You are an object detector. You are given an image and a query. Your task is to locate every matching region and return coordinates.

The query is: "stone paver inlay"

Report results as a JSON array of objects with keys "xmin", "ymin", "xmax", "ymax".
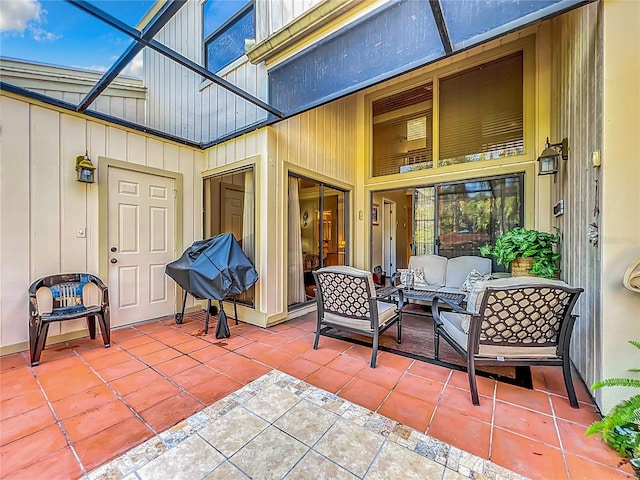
[{"xmin": 86, "ymin": 370, "xmax": 528, "ymax": 480}]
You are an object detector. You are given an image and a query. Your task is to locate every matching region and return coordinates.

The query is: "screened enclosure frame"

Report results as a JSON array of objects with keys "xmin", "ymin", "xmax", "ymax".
[{"xmin": 0, "ymin": 0, "xmax": 593, "ymax": 148}]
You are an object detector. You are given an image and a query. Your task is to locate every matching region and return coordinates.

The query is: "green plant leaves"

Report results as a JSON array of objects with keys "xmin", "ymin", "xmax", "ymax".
[
  {"xmin": 586, "ymin": 340, "xmax": 640, "ymax": 461},
  {"xmin": 479, "ymin": 227, "xmax": 561, "ymax": 278}
]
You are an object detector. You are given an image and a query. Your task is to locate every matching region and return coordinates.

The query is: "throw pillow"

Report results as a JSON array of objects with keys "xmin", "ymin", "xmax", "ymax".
[
  {"xmin": 398, "ymin": 268, "xmax": 426, "ymax": 288},
  {"xmin": 412, "ymin": 267, "xmax": 426, "ymax": 287},
  {"xmin": 398, "ymin": 269, "xmax": 411, "ymax": 286},
  {"xmin": 460, "ymin": 269, "xmax": 492, "ymax": 292}
]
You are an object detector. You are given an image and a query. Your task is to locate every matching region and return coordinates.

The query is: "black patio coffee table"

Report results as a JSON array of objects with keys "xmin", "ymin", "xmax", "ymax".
[{"xmin": 376, "ymin": 286, "xmax": 466, "ymax": 317}]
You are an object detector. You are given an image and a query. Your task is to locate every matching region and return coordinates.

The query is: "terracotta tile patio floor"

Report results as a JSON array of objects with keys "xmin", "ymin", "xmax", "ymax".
[{"xmin": 0, "ymin": 310, "xmax": 634, "ymax": 479}]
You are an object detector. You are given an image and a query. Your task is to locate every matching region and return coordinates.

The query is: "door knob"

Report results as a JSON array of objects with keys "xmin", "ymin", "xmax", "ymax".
[
  {"xmin": 110, "ymin": 246, "xmax": 117, "ymax": 252},
  {"xmin": 110, "ymin": 258, "xmax": 118, "ymax": 264}
]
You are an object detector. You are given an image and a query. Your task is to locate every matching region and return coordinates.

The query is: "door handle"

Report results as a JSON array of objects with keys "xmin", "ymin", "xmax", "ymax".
[
  {"xmin": 110, "ymin": 258, "xmax": 118, "ymax": 264},
  {"xmin": 110, "ymin": 246, "xmax": 118, "ymax": 252}
]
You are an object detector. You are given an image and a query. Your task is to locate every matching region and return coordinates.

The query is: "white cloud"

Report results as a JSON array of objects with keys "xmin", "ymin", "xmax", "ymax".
[
  {"xmin": 120, "ymin": 51, "xmax": 144, "ymax": 78},
  {"xmin": 0, "ymin": 0, "xmax": 60, "ymax": 41},
  {"xmin": 0, "ymin": 0, "xmax": 42, "ymax": 32},
  {"xmin": 30, "ymin": 26, "xmax": 60, "ymax": 41},
  {"xmin": 75, "ymin": 65, "xmax": 109, "ymax": 73}
]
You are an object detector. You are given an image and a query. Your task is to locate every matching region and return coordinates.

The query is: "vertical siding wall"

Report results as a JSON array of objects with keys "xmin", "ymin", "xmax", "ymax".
[
  {"xmin": 550, "ymin": 3, "xmax": 602, "ymax": 396},
  {"xmin": 146, "ymin": 1, "xmax": 269, "ymax": 144},
  {"xmin": 27, "ymin": 89, "xmax": 145, "ymax": 125},
  {"xmin": 0, "ymin": 60, "xmax": 146, "ymax": 125},
  {"xmin": 273, "ymin": 95, "xmax": 357, "ymax": 184},
  {"xmin": 0, "ymin": 94, "xmax": 202, "ymax": 350},
  {"xmin": 145, "ymin": 1, "xmax": 202, "ymax": 142}
]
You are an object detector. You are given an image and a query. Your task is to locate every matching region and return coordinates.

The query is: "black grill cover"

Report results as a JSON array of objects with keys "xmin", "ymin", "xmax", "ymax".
[{"xmin": 165, "ymin": 233, "xmax": 258, "ymax": 300}]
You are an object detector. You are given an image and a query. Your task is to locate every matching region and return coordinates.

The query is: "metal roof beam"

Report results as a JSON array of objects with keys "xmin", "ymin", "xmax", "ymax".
[
  {"xmin": 429, "ymin": 0, "xmax": 453, "ymax": 55},
  {"xmin": 68, "ymin": 0, "xmax": 284, "ymax": 118},
  {"xmin": 73, "ymin": 0, "xmax": 185, "ymax": 113}
]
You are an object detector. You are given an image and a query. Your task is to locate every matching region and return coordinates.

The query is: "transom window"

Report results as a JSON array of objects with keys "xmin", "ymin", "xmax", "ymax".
[
  {"xmin": 371, "ymin": 52, "xmax": 524, "ymax": 177},
  {"xmin": 204, "ymin": 0, "xmax": 255, "ymax": 73},
  {"xmin": 372, "ymin": 84, "xmax": 434, "ymax": 177}
]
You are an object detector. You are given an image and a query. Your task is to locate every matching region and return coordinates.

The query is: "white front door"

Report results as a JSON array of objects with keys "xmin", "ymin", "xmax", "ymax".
[{"xmin": 108, "ymin": 167, "xmax": 176, "ymax": 327}]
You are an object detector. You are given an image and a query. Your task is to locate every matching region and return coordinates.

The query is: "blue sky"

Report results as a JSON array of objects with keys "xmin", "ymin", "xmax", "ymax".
[{"xmin": 0, "ymin": 0, "xmax": 156, "ymax": 76}]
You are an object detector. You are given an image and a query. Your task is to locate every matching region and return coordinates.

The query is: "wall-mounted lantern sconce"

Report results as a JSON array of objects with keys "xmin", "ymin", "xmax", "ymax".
[
  {"xmin": 75, "ymin": 151, "xmax": 96, "ymax": 183},
  {"xmin": 537, "ymin": 137, "xmax": 568, "ymax": 175}
]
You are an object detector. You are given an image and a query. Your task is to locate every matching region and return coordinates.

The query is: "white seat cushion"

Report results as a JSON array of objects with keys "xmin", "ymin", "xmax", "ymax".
[
  {"xmin": 439, "ymin": 311, "xmax": 469, "ymax": 349},
  {"xmin": 324, "ymin": 300, "xmax": 397, "ymax": 332}
]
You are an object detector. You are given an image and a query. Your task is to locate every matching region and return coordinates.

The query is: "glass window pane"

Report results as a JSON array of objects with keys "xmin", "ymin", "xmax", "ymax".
[
  {"xmin": 205, "ymin": 6, "xmax": 254, "ymax": 72},
  {"xmin": 372, "ymin": 84, "xmax": 434, "ymax": 177},
  {"xmin": 203, "ymin": 0, "xmax": 250, "ymax": 38},
  {"xmin": 439, "ymin": 52, "xmax": 524, "ymax": 167},
  {"xmin": 288, "ymin": 177, "xmax": 348, "ymax": 308},
  {"xmin": 437, "ymin": 175, "xmax": 523, "ymax": 263},
  {"xmin": 413, "ymin": 187, "xmax": 436, "ymax": 255},
  {"xmin": 203, "ymin": 167, "xmax": 255, "ymax": 306}
]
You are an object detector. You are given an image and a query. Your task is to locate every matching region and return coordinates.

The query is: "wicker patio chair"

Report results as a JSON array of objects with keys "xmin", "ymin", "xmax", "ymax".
[
  {"xmin": 29, "ymin": 273, "xmax": 110, "ymax": 366},
  {"xmin": 432, "ymin": 277, "xmax": 584, "ymax": 407},
  {"xmin": 312, "ymin": 266, "xmax": 402, "ymax": 368}
]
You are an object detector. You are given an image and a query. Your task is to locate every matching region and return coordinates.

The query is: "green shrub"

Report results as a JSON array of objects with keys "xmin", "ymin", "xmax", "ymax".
[{"xmin": 586, "ymin": 340, "xmax": 640, "ymax": 473}]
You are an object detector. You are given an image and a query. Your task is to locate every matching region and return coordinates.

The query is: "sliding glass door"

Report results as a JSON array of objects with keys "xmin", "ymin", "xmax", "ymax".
[
  {"xmin": 436, "ymin": 176, "xmax": 523, "ymax": 259},
  {"xmin": 372, "ymin": 174, "xmax": 523, "ymax": 271},
  {"xmin": 288, "ymin": 176, "xmax": 348, "ymax": 308}
]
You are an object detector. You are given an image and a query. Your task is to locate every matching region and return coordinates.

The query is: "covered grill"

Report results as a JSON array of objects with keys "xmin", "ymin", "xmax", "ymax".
[{"xmin": 165, "ymin": 233, "xmax": 259, "ymax": 338}]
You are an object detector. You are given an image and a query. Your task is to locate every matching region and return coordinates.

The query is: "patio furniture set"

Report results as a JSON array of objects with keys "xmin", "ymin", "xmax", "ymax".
[
  {"xmin": 26, "ymin": 251, "xmax": 584, "ymax": 408},
  {"xmin": 312, "ymin": 255, "xmax": 584, "ymax": 407}
]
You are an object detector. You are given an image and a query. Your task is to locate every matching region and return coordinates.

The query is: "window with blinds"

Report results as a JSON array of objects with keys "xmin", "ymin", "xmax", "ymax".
[
  {"xmin": 372, "ymin": 84, "xmax": 433, "ymax": 177},
  {"xmin": 438, "ymin": 52, "xmax": 524, "ymax": 166}
]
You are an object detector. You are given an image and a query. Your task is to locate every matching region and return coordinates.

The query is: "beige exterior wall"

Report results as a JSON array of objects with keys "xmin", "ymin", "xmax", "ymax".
[
  {"xmin": 0, "ymin": 93, "xmax": 203, "ymax": 354},
  {"xmin": 598, "ymin": 0, "xmax": 640, "ymax": 413}
]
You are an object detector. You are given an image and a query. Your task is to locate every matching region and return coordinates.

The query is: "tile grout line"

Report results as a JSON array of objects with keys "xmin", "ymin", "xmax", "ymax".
[
  {"xmin": 28, "ymin": 352, "xmax": 88, "ymax": 477},
  {"xmin": 426, "ymin": 368, "xmax": 454, "ymax": 434},
  {"xmin": 488, "ymin": 379, "xmax": 497, "ymax": 461},
  {"xmin": 548, "ymin": 384, "xmax": 572, "ymax": 480}
]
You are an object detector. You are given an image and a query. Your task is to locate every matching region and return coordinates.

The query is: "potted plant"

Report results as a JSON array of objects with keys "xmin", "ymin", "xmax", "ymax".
[
  {"xmin": 479, "ymin": 226, "xmax": 561, "ymax": 278},
  {"xmin": 586, "ymin": 340, "xmax": 640, "ymax": 477}
]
